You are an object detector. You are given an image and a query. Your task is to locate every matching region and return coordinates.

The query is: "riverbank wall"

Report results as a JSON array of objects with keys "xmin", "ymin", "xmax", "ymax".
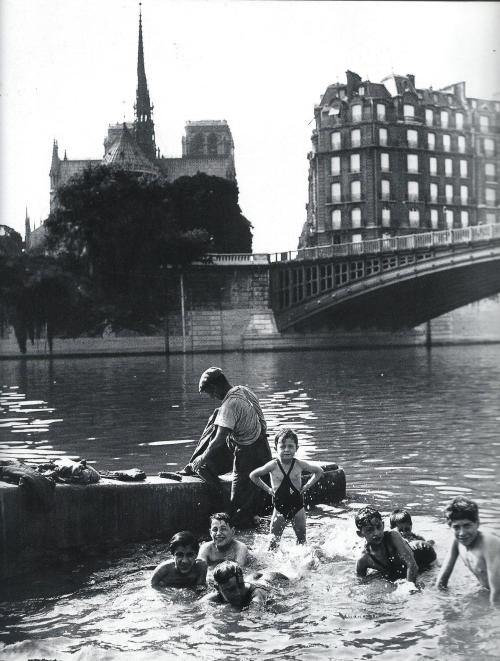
[{"xmin": 0, "ymin": 464, "xmax": 345, "ymax": 580}]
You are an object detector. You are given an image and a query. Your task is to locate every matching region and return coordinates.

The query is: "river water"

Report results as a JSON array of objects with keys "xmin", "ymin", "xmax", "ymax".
[{"xmin": 1, "ymin": 346, "xmax": 500, "ymax": 659}]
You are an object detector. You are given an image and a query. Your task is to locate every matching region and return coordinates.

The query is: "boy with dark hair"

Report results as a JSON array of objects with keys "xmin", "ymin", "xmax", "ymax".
[
  {"xmin": 355, "ymin": 506, "xmax": 420, "ymax": 586},
  {"xmin": 151, "ymin": 531, "xmax": 207, "ymax": 588},
  {"xmin": 436, "ymin": 496, "xmax": 500, "ymax": 605},
  {"xmin": 198, "ymin": 512, "xmax": 249, "ymax": 566},
  {"xmin": 250, "ymin": 427, "xmax": 324, "ymax": 550},
  {"xmin": 390, "ymin": 508, "xmax": 436, "ymax": 569}
]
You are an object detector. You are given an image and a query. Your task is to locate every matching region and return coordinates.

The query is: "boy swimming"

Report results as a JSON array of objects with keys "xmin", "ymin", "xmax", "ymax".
[
  {"xmin": 390, "ymin": 508, "xmax": 436, "ymax": 569},
  {"xmin": 249, "ymin": 427, "xmax": 324, "ymax": 549},
  {"xmin": 150, "ymin": 530, "xmax": 207, "ymax": 588},
  {"xmin": 436, "ymin": 496, "xmax": 500, "ymax": 605},
  {"xmin": 355, "ymin": 506, "xmax": 420, "ymax": 586},
  {"xmin": 198, "ymin": 512, "xmax": 249, "ymax": 566}
]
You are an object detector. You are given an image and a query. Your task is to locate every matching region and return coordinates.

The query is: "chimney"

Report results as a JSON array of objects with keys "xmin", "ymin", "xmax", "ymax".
[{"xmin": 346, "ymin": 70, "xmax": 362, "ymax": 99}]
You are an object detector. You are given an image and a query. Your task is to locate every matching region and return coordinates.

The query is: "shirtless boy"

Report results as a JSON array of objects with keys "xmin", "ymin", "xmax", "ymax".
[
  {"xmin": 355, "ymin": 506, "xmax": 420, "ymax": 586},
  {"xmin": 390, "ymin": 508, "xmax": 436, "ymax": 569},
  {"xmin": 198, "ymin": 512, "xmax": 249, "ymax": 566},
  {"xmin": 200, "ymin": 561, "xmax": 274, "ymax": 610},
  {"xmin": 249, "ymin": 427, "xmax": 324, "ymax": 549},
  {"xmin": 436, "ymin": 496, "xmax": 500, "ymax": 605},
  {"xmin": 150, "ymin": 531, "xmax": 207, "ymax": 589}
]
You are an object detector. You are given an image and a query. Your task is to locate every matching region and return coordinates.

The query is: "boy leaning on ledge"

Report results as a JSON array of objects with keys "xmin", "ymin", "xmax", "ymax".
[{"xmin": 436, "ymin": 496, "xmax": 500, "ymax": 605}]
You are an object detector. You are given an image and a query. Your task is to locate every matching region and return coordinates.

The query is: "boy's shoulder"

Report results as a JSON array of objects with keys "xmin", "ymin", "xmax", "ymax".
[{"xmin": 478, "ymin": 530, "xmax": 500, "ymax": 553}]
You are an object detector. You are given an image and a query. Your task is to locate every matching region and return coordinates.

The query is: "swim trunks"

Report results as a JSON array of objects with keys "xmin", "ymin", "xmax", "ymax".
[{"xmin": 273, "ymin": 459, "xmax": 304, "ymax": 520}]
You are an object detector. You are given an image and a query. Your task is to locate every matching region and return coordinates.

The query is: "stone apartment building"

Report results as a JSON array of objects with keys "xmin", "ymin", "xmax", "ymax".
[{"xmin": 300, "ymin": 70, "xmax": 500, "ymax": 247}]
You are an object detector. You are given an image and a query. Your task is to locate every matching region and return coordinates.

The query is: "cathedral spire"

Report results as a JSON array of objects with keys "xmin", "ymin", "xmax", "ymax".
[
  {"xmin": 134, "ymin": 3, "xmax": 156, "ymax": 160},
  {"xmin": 25, "ymin": 207, "xmax": 31, "ymax": 248}
]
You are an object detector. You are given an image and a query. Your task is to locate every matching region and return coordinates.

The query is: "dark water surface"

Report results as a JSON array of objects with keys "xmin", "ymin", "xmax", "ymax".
[{"xmin": 1, "ymin": 346, "xmax": 500, "ymax": 659}]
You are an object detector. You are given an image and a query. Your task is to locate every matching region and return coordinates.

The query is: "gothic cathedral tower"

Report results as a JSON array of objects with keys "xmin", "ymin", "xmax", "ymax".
[{"xmin": 134, "ymin": 5, "xmax": 156, "ymax": 161}]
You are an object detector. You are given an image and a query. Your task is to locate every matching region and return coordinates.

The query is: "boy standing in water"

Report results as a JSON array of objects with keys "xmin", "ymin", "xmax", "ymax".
[
  {"xmin": 249, "ymin": 427, "xmax": 324, "ymax": 549},
  {"xmin": 198, "ymin": 512, "xmax": 249, "ymax": 566},
  {"xmin": 355, "ymin": 506, "xmax": 420, "ymax": 586},
  {"xmin": 436, "ymin": 496, "xmax": 500, "ymax": 605},
  {"xmin": 151, "ymin": 531, "xmax": 207, "ymax": 589}
]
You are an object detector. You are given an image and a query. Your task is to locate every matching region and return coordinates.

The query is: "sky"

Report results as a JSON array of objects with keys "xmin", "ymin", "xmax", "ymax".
[{"xmin": 1, "ymin": 0, "xmax": 500, "ymax": 253}]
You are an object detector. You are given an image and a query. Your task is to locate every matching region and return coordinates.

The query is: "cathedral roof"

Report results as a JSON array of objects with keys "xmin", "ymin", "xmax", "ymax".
[{"xmin": 102, "ymin": 123, "xmax": 159, "ymax": 175}]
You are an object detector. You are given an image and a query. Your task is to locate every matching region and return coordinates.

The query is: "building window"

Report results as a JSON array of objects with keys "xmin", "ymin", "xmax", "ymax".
[
  {"xmin": 358, "ymin": 87, "xmax": 365, "ymax": 96},
  {"xmin": 331, "ymin": 156, "xmax": 340, "ymax": 175},
  {"xmin": 377, "ymin": 103, "xmax": 386, "ymax": 121},
  {"xmin": 409, "ymin": 208, "xmax": 420, "ymax": 228},
  {"xmin": 461, "ymin": 210, "xmax": 469, "ymax": 227},
  {"xmin": 331, "ymin": 131, "xmax": 341, "ymax": 150},
  {"xmin": 350, "ymin": 153, "xmax": 360, "ymax": 173},
  {"xmin": 458, "ymin": 135, "xmax": 466, "ymax": 153},
  {"xmin": 487, "ymin": 212, "xmax": 497, "ymax": 223},
  {"xmin": 484, "ymin": 138, "xmax": 495, "ymax": 156},
  {"xmin": 431, "ymin": 208, "xmax": 439, "ymax": 229},
  {"xmin": 445, "ymin": 158, "xmax": 453, "ymax": 177},
  {"xmin": 430, "ymin": 183, "xmax": 438, "ymax": 203},
  {"xmin": 460, "ymin": 160, "xmax": 468, "ymax": 178},
  {"xmin": 352, "ymin": 104, "xmax": 362, "ymax": 122},
  {"xmin": 445, "ymin": 209, "xmax": 454, "ymax": 228},
  {"xmin": 408, "ymin": 181, "xmax": 419, "ymax": 202},
  {"xmin": 382, "ymin": 207, "xmax": 391, "ymax": 227},
  {"xmin": 331, "ymin": 182, "xmax": 341, "ymax": 202},
  {"xmin": 480, "ymin": 115, "xmax": 489, "ymax": 133},
  {"xmin": 407, "ymin": 154, "xmax": 418, "ymax": 173},
  {"xmin": 445, "ymin": 184, "xmax": 453, "ymax": 203},
  {"xmin": 485, "ymin": 162, "xmax": 496, "ymax": 179},
  {"xmin": 331, "ymin": 209, "xmax": 342, "ymax": 230},
  {"xmin": 351, "ymin": 128, "xmax": 361, "ymax": 147},
  {"xmin": 425, "ymin": 109, "xmax": 433, "ymax": 126},
  {"xmin": 351, "ymin": 180, "xmax": 361, "ymax": 201},
  {"xmin": 455, "ymin": 112, "xmax": 464, "ymax": 130},
  {"xmin": 429, "ymin": 157, "xmax": 437, "ymax": 175},
  {"xmin": 460, "ymin": 185, "xmax": 468, "ymax": 204},
  {"xmin": 351, "ymin": 207, "xmax": 361, "ymax": 228},
  {"xmin": 486, "ymin": 188, "xmax": 496, "ymax": 205},
  {"xmin": 471, "ymin": 99, "xmax": 477, "ymax": 108},
  {"xmin": 380, "ymin": 152, "xmax": 390, "ymax": 171},
  {"xmin": 440, "ymin": 110, "xmax": 449, "ymax": 128},
  {"xmin": 428, "ymin": 132, "xmax": 436, "ymax": 150},
  {"xmin": 404, "ymin": 104, "xmax": 415, "ymax": 119},
  {"xmin": 381, "ymin": 179, "xmax": 390, "ymax": 201},
  {"xmin": 496, "ymin": 102, "xmax": 500, "ymax": 112},
  {"xmin": 443, "ymin": 134, "xmax": 451, "ymax": 152},
  {"xmin": 379, "ymin": 128, "xmax": 388, "ymax": 146},
  {"xmin": 407, "ymin": 129, "xmax": 418, "ymax": 147}
]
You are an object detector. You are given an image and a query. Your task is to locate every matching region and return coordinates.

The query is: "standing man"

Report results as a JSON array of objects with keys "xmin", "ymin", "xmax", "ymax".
[{"xmin": 191, "ymin": 367, "xmax": 272, "ymax": 528}]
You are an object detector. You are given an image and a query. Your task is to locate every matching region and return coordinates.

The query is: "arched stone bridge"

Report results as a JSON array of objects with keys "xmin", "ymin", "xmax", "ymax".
[{"xmin": 268, "ymin": 224, "xmax": 500, "ymax": 331}]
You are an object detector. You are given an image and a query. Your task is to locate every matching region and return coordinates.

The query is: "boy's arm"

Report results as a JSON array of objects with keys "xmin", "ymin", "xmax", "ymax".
[
  {"xmin": 199, "ymin": 590, "xmax": 221, "ymax": 603},
  {"xmin": 234, "ymin": 540, "xmax": 249, "ymax": 566},
  {"xmin": 249, "ymin": 460, "xmax": 276, "ymax": 495},
  {"xmin": 390, "ymin": 531, "xmax": 420, "ymax": 584},
  {"xmin": 248, "ymin": 587, "xmax": 267, "ymax": 609},
  {"xmin": 197, "ymin": 541, "xmax": 212, "ymax": 563},
  {"xmin": 297, "ymin": 459, "xmax": 324, "ymax": 493},
  {"xmin": 435, "ymin": 539, "xmax": 459, "ymax": 589},
  {"xmin": 195, "ymin": 559, "xmax": 208, "ymax": 587},
  {"xmin": 484, "ymin": 538, "xmax": 500, "ymax": 604},
  {"xmin": 356, "ymin": 553, "xmax": 369, "ymax": 577},
  {"xmin": 150, "ymin": 560, "xmax": 173, "ymax": 587}
]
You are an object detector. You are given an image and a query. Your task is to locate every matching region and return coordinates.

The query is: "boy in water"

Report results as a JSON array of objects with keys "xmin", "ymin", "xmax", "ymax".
[
  {"xmin": 201, "ymin": 560, "xmax": 286, "ymax": 610},
  {"xmin": 249, "ymin": 427, "xmax": 324, "ymax": 549},
  {"xmin": 151, "ymin": 531, "xmax": 207, "ymax": 589},
  {"xmin": 355, "ymin": 506, "xmax": 420, "ymax": 586},
  {"xmin": 390, "ymin": 508, "xmax": 436, "ymax": 569},
  {"xmin": 436, "ymin": 496, "xmax": 500, "ymax": 605},
  {"xmin": 198, "ymin": 512, "xmax": 249, "ymax": 566}
]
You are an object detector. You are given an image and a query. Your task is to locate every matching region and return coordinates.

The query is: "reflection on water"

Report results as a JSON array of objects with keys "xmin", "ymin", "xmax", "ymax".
[{"xmin": 1, "ymin": 346, "xmax": 500, "ymax": 658}]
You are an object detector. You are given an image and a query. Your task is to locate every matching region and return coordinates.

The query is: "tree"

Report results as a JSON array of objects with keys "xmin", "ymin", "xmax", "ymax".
[{"xmin": 0, "ymin": 225, "xmax": 23, "ymax": 257}]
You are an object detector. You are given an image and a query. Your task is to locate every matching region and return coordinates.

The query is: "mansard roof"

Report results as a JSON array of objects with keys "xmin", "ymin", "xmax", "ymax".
[{"xmin": 102, "ymin": 123, "xmax": 159, "ymax": 175}]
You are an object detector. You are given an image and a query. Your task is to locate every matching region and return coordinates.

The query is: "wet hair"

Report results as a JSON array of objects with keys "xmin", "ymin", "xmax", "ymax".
[
  {"xmin": 274, "ymin": 427, "xmax": 299, "ymax": 450},
  {"xmin": 168, "ymin": 530, "xmax": 199, "ymax": 554},
  {"xmin": 213, "ymin": 560, "xmax": 243, "ymax": 584},
  {"xmin": 390, "ymin": 509, "xmax": 412, "ymax": 529},
  {"xmin": 444, "ymin": 497, "xmax": 479, "ymax": 525},
  {"xmin": 354, "ymin": 506, "xmax": 382, "ymax": 530},
  {"xmin": 210, "ymin": 512, "xmax": 233, "ymax": 527}
]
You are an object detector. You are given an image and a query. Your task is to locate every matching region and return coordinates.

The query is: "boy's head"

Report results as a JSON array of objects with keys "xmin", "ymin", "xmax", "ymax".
[
  {"xmin": 444, "ymin": 497, "xmax": 480, "ymax": 548},
  {"xmin": 390, "ymin": 508, "xmax": 413, "ymax": 536},
  {"xmin": 355, "ymin": 506, "xmax": 384, "ymax": 544},
  {"xmin": 213, "ymin": 560, "xmax": 246, "ymax": 606},
  {"xmin": 168, "ymin": 531, "xmax": 199, "ymax": 574},
  {"xmin": 274, "ymin": 427, "xmax": 299, "ymax": 458},
  {"xmin": 198, "ymin": 367, "xmax": 230, "ymax": 399},
  {"xmin": 209, "ymin": 512, "xmax": 235, "ymax": 548}
]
